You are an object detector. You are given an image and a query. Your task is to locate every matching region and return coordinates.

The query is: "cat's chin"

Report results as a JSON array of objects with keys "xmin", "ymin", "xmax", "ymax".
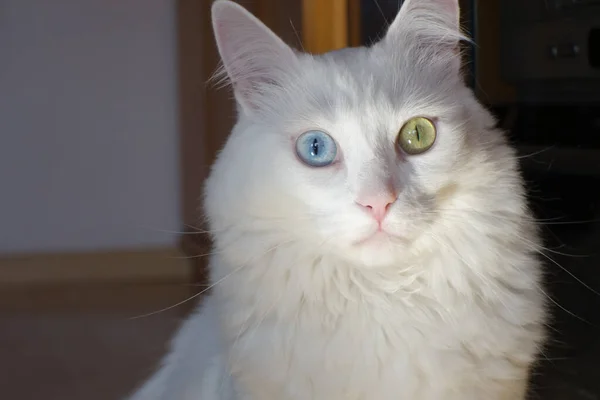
[
  {"xmin": 340, "ymin": 232, "xmax": 406, "ymax": 268},
  {"xmin": 350, "ymin": 249, "xmax": 399, "ymax": 269},
  {"xmin": 353, "ymin": 231, "xmax": 392, "ymax": 246}
]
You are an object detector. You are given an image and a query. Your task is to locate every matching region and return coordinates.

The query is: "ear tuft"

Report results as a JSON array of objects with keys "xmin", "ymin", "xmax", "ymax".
[
  {"xmin": 385, "ymin": 0, "xmax": 467, "ymax": 48},
  {"xmin": 211, "ymin": 0, "xmax": 298, "ymax": 114}
]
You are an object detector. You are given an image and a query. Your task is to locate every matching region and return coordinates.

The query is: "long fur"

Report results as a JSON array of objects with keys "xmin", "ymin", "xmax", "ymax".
[{"xmin": 128, "ymin": 1, "xmax": 547, "ymax": 399}]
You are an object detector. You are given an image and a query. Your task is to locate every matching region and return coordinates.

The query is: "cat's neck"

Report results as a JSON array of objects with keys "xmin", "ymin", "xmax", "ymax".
[
  {"xmin": 211, "ymin": 221, "xmax": 539, "ymax": 326},
  {"xmin": 216, "ymin": 241, "xmax": 470, "ymax": 316}
]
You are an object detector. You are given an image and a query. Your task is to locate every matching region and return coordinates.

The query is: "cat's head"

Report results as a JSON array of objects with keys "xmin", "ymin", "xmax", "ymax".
[{"xmin": 205, "ymin": 0, "xmax": 523, "ymax": 268}]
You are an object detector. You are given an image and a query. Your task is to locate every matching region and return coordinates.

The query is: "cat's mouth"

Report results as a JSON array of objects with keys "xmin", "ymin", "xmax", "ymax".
[{"xmin": 353, "ymin": 230, "xmax": 404, "ymax": 247}]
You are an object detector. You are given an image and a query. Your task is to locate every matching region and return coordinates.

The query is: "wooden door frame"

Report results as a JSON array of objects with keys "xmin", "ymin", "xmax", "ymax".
[{"xmin": 302, "ymin": 0, "xmax": 348, "ymax": 53}]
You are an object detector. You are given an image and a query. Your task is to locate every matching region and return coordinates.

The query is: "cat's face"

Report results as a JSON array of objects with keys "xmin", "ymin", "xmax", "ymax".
[{"xmin": 206, "ymin": 0, "xmax": 519, "ymax": 268}]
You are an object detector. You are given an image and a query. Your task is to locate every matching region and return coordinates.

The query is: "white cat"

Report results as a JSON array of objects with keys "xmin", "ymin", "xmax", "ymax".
[{"xmin": 128, "ymin": 0, "xmax": 547, "ymax": 399}]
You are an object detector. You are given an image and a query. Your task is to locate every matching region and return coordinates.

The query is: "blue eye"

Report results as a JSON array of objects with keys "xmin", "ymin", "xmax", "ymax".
[{"xmin": 295, "ymin": 130, "xmax": 337, "ymax": 167}]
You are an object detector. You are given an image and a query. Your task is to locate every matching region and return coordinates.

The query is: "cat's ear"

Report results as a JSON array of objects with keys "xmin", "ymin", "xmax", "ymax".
[
  {"xmin": 383, "ymin": 0, "xmax": 465, "ymax": 68},
  {"xmin": 211, "ymin": 0, "xmax": 298, "ymax": 114},
  {"xmin": 390, "ymin": 0, "xmax": 460, "ymax": 35}
]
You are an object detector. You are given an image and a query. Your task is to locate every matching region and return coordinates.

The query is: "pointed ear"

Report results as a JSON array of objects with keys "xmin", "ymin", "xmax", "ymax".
[
  {"xmin": 383, "ymin": 0, "xmax": 466, "ymax": 66},
  {"xmin": 211, "ymin": 0, "xmax": 298, "ymax": 114}
]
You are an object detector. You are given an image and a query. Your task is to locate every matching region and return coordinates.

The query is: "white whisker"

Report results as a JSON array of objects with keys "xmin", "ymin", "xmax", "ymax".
[{"xmin": 128, "ymin": 263, "xmax": 246, "ymax": 320}]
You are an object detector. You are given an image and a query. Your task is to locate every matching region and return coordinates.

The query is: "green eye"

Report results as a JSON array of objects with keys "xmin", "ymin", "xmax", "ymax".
[{"xmin": 397, "ymin": 117, "xmax": 436, "ymax": 155}]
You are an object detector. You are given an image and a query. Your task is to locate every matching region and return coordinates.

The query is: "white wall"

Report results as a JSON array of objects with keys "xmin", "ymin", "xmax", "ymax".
[{"xmin": 0, "ymin": 0, "xmax": 181, "ymax": 254}]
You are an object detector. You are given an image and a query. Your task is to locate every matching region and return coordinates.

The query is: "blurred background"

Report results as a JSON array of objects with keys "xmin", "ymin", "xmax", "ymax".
[{"xmin": 1, "ymin": 0, "xmax": 599, "ymax": 399}]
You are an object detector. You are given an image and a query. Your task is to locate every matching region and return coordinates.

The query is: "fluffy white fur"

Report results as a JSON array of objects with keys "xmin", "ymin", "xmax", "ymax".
[{"xmin": 128, "ymin": 0, "xmax": 547, "ymax": 399}]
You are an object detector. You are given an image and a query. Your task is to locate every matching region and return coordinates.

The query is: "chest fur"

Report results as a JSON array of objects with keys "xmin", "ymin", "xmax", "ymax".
[
  {"xmin": 212, "ymin": 240, "xmax": 544, "ymax": 400},
  {"xmin": 223, "ymin": 284, "xmax": 536, "ymax": 400}
]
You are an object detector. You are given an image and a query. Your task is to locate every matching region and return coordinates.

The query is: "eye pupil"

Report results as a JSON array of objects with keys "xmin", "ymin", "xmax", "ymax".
[{"xmin": 311, "ymin": 138, "xmax": 320, "ymax": 156}]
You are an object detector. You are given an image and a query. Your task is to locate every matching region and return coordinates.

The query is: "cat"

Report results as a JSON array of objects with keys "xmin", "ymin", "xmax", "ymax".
[{"xmin": 128, "ymin": 0, "xmax": 547, "ymax": 399}]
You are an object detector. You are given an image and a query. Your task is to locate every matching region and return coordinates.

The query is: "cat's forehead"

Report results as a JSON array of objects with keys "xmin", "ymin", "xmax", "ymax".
[
  {"xmin": 297, "ymin": 54, "xmax": 458, "ymax": 132},
  {"xmin": 310, "ymin": 47, "xmax": 388, "ymax": 91},
  {"xmin": 296, "ymin": 45, "xmax": 435, "ymax": 112}
]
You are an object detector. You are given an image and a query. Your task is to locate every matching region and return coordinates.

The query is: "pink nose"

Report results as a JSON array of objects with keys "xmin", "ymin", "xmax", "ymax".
[{"xmin": 356, "ymin": 192, "xmax": 397, "ymax": 223}]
